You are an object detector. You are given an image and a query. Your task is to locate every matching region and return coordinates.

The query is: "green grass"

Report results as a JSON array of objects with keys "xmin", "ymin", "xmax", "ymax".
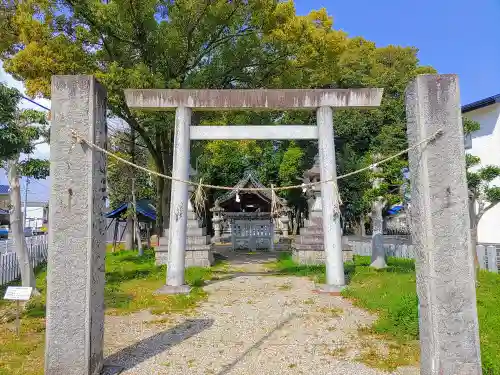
[
  {"xmin": 342, "ymin": 256, "xmax": 418, "ymax": 341},
  {"xmin": 269, "ymin": 253, "xmax": 500, "ymax": 374},
  {"xmin": 104, "ymin": 249, "xmax": 213, "ymax": 315},
  {"xmin": 0, "ymin": 248, "xmax": 216, "ymax": 375},
  {"xmin": 476, "ymin": 270, "xmax": 500, "ymax": 374},
  {"xmin": 267, "ymin": 252, "xmax": 327, "ymax": 283}
]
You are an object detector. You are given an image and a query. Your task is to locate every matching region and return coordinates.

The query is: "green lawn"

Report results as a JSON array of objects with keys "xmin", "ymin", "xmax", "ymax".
[
  {"xmin": 0, "ymin": 248, "xmax": 216, "ymax": 375},
  {"xmin": 2, "ymin": 250, "xmax": 498, "ymax": 374},
  {"xmin": 270, "ymin": 253, "xmax": 500, "ymax": 374}
]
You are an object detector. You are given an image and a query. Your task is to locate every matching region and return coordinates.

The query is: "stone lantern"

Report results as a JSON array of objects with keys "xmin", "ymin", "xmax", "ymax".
[
  {"xmin": 210, "ymin": 201, "xmax": 224, "ymax": 243},
  {"xmin": 279, "ymin": 205, "xmax": 291, "ymax": 238},
  {"xmin": 293, "ymin": 154, "xmax": 326, "ymax": 264},
  {"xmin": 302, "ymin": 153, "xmax": 323, "ymax": 218}
]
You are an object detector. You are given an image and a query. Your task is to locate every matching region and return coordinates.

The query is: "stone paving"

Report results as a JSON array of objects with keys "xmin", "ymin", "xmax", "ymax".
[{"xmin": 103, "ymin": 253, "xmax": 419, "ymax": 375}]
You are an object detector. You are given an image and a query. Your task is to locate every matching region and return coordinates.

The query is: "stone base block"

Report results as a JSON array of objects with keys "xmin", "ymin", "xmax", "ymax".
[
  {"xmin": 155, "ymin": 248, "xmax": 214, "ymax": 267},
  {"xmin": 293, "ymin": 249, "xmax": 325, "ymax": 265},
  {"xmin": 185, "ymin": 250, "xmax": 214, "ymax": 267},
  {"xmin": 292, "ymin": 249, "xmax": 353, "ymax": 264},
  {"xmin": 299, "ymin": 227, "xmax": 324, "ymax": 235},
  {"xmin": 295, "ymin": 235, "xmax": 324, "ymax": 245},
  {"xmin": 155, "ymin": 284, "xmax": 191, "ymax": 295},
  {"xmin": 343, "ymin": 249, "xmax": 353, "ymax": 262},
  {"xmin": 155, "ymin": 249, "xmax": 169, "ymax": 265},
  {"xmin": 294, "ymin": 243, "xmax": 324, "ymax": 251}
]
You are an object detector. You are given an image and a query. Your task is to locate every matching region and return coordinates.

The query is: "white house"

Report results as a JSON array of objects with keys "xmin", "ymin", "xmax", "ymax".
[{"xmin": 463, "ymin": 93, "xmax": 500, "ymax": 244}]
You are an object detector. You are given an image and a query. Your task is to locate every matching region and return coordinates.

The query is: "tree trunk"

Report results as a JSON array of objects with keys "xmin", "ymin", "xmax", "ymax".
[
  {"xmin": 7, "ymin": 159, "xmax": 36, "ymax": 289},
  {"xmin": 125, "ymin": 215, "xmax": 134, "ymax": 251},
  {"xmin": 161, "ymin": 133, "xmax": 173, "ymax": 232},
  {"xmin": 131, "ymin": 178, "xmax": 143, "ymax": 256},
  {"xmin": 470, "ymin": 224, "xmax": 479, "ymax": 271},
  {"xmin": 468, "ymin": 195, "xmax": 480, "ymax": 280},
  {"xmin": 146, "ymin": 225, "xmax": 151, "ymax": 248},
  {"xmin": 156, "ymin": 176, "xmax": 165, "ymax": 234},
  {"xmin": 163, "ymin": 178, "xmax": 171, "ymax": 231}
]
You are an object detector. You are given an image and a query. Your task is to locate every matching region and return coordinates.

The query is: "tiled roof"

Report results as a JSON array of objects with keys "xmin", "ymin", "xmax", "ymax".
[{"xmin": 462, "ymin": 94, "xmax": 500, "ymax": 113}]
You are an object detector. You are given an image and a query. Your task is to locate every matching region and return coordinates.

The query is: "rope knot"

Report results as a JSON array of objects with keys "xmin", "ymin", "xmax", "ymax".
[{"xmin": 71, "ymin": 129, "xmax": 83, "ymax": 145}]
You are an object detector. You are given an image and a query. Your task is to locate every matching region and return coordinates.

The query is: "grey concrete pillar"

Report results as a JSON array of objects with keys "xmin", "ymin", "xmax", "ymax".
[
  {"xmin": 406, "ymin": 74, "xmax": 482, "ymax": 375},
  {"xmin": 370, "ymin": 199, "xmax": 386, "ymax": 268},
  {"xmin": 45, "ymin": 76, "xmax": 107, "ymax": 375},
  {"xmin": 317, "ymin": 106, "xmax": 345, "ymax": 288},
  {"xmin": 161, "ymin": 107, "xmax": 191, "ymax": 294},
  {"xmin": 370, "ymin": 164, "xmax": 387, "ymax": 269}
]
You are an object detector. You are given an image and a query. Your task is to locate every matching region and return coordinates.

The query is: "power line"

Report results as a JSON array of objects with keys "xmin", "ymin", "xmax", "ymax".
[
  {"xmin": 20, "ymin": 95, "xmax": 50, "ymax": 111},
  {"xmin": 31, "ymin": 179, "xmax": 49, "ymax": 188}
]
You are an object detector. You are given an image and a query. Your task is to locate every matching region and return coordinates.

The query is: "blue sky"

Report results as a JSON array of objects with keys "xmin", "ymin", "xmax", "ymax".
[
  {"xmin": 295, "ymin": 0, "xmax": 500, "ymax": 104},
  {"xmin": 2, "ymin": 0, "xmax": 499, "ymax": 202}
]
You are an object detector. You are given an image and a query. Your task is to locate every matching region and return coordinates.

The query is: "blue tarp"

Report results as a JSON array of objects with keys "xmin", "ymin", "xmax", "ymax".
[
  {"xmin": 0, "ymin": 208, "xmax": 8, "ymax": 215},
  {"xmin": 387, "ymin": 205, "xmax": 403, "ymax": 215},
  {"xmin": 105, "ymin": 199, "xmax": 156, "ymax": 221}
]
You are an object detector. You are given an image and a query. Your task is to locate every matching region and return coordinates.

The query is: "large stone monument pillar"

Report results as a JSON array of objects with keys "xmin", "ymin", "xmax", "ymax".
[
  {"xmin": 406, "ymin": 74, "xmax": 482, "ymax": 375},
  {"xmin": 45, "ymin": 76, "xmax": 107, "ymax": 375},
  {"xmin": 317, "ymin": 106, "xmax": 345, "ymax": 288}
]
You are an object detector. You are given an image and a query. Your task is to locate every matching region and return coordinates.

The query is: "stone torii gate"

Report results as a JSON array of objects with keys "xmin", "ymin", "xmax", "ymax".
[{"xmin": 124, "ymin": 88, "xmax": 384, "ymax": 293}]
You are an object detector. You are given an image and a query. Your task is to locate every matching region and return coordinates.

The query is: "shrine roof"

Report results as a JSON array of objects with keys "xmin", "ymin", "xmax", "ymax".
[{"xmin": 214, "ymin": 170, "xmax": 285, "ymax": 207}]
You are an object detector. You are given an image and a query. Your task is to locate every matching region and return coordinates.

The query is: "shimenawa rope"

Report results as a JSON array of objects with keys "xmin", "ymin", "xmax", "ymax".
[{"xmin": 70, "ymin": 128, "xmax": 443, "ymax": 192}]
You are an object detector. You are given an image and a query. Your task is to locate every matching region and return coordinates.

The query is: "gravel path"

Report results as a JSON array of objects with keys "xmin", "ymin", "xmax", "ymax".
[{"xmin": 103, "ymin": 253, "xmax": 419, "ymax": 375}]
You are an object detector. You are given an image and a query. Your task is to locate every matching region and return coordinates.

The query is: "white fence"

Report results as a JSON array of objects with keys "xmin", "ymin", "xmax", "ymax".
[
  {"xmin": 0, "ymin": 235, "xmax": 48, "ymax": 286},
  {"xmin": 347, "ymin": 237, "xmax": 500, "ymax": 273}
]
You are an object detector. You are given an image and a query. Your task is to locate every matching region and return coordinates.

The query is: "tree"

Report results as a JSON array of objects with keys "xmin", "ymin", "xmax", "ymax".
[
  {"xmin": 1, "ymin": 1, "xmax": 436, "ymax": 234},
  {"xmin": 0, "ymin": 0, "xmax": 307, "ymax": 231},
  {"xmin": 0, "ymin": 83, "xmax": 49, "ymax": 289},
  {"xmin": 107, "ymin": 128, "xmax": 155, "ymax": 250},
  {"xmin": 330, "ymin": 57, "xmax": 434, "ymax": 232},
  {"xmin": 107, "ymin": 130, "xmax": 155, "ymax": 210},
  {"xmin": 464, "ymin": 118, "xmax": 500, "ymax": 268}
]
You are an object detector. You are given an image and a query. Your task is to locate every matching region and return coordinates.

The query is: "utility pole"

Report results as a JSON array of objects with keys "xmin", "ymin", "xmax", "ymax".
[{"xmin": 24, "ymin": 177, "xmax": 29, "ymax": 228}]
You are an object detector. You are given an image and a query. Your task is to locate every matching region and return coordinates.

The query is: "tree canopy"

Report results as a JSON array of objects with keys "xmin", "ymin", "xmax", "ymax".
[
  {"xmin": 1, "ymin": 0, "xmax": 436, "ymax": 230},
  {"xmin": 0, "ymin": 83, "xmax": 50, "ymax": 178}
]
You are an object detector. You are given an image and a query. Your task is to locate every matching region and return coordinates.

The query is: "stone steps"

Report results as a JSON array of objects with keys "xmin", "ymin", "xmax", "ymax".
[
  {"xmin": 299, "ymin": 227, "xmax": 324, "ymax": 235},
  {"xmin": 163, "ymin": 225, "xmax": 206, "ymax": 236},
  {"xmin": 294, "ymin": 243, "xmax": 324, "ymax": 251},
  {"xmin": 157, "ymin": 210, "xmax": 213, "ymax": 267},
  {"xmin": 294, "ymin": 235, "xmax": 324, "ymax": 245},
  {"xmin": 159, "ymin": 234, "xmax": 210, "ymax": 245}
]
